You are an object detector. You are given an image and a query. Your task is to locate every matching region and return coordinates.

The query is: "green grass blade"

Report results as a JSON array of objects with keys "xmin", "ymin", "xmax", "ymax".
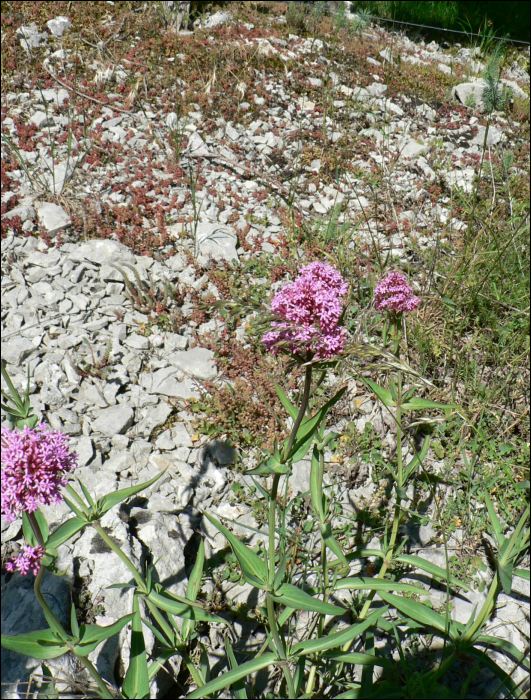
[{"xmin": 187, "ymin": 653, "xmax": 278, "ymax": 699}]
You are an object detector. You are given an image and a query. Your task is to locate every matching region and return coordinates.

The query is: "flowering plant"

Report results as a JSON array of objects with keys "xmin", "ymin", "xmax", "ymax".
[
  {"xmin": 1, "ymin": 265, "xmax": 528, "ymax": 700},
  {"xmin": 263, "ymin": 261, "xmax": 349, "ymax": 359}
]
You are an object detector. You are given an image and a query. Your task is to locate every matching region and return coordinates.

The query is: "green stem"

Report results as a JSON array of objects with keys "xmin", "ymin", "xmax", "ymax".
[
  {"xmin": 27, "ymin": 514, "xmax": 114, "ymax": 699},
  {"xmin": 396, "ymin": 370, "xmax": 403, "ymax": 488},
  {"xmin": 92, "ymin": 523, "xmax": 145, "ymax": 588},
  {"xmin": 282, "ymin": 364, "xmax": 313, "ymax": 462},
  {"xmin": 461, "ymin": 571, "xmax": 500, "ymax": 643}
]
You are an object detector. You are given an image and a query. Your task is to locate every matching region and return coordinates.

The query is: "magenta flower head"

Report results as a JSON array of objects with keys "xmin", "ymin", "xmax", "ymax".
[
  {"xmin": 5, "ymin": 544, "xmax": 44, "ymax": 576},
  {"xmin": 263, "ymin": 261, "xmax": 348, "ymax": 359},
  {"xmin": 374, "ymin": 272, "xmax": 420, "ymax": 314},
  {"xmin": 1, "ymin": 423, "xmax": 77, "ymax": 523}
]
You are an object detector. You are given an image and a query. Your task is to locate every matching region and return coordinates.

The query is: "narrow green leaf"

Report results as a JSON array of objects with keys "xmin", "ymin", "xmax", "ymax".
[
  {"xmin": 475, "ymin": 635, "xmax": 530, "ymax": 670},
  {"xmin": 464, "ymin": 647, "xmax": 519, "ymax": 697},
  {"xmin": 77, "ymin": 479, "xmax": 96, "ymax": 510},
  {"xmin": 200, "ymin": 641, "xmax": 210, "ymax": 684},
  {"xmin": 403, "ymin": 435, "xmax": 431, "ymax": 481},
  {"xmin": 96, "ymin": 469, "xmax": 167, "ymax": 516},
  {"xmin": 291, "ymin": 609, "xmax": 386, "ymax": 657},
  {"xmin": 203, "ymin": 513, "xmax": 268, "ymax": 587},
  {"xmin": 320, "ymin": 522, "xmax": 348, "ymax": 567},
  {"xmin": 389, "ymin": 377, "xmax": 397, "ymax": 402},
  {"xmin": 323, "ymin": 651, "xmax": 394, "ymax": 669},
  {"xmin": 61, "ymin": 497, "xmax": 87, "ymax": 521},
  {"xmin": 275, "ymin": 382, "xmax": 298, "ymax": 421},
  {"xmin": 333, "ymin": 577, "xmax": 429, "ymax": 595},
  {"xmin": 401, "ymin": 397, "xmax": 456, "ymax": 411},
  {"xmin": 273, "ymin": 549, "xmax": 290, "ymax": 591},
  {"xmin": 362, "ymin": 379, "xmax": 395, "ymax": 407},
  {"xmin": 75, "ymin": 614, "xmax": 136, "ymax": 656},
  {"xmin": 484, "ymin": 493, "xmax": 504, "ymax": 549},
  {"xmin": 70, "ymin": 604, "xmax": 79, "ymax": 639},
  {"xmin": 395, "ymin": 554, "xmax": 471, "ymax": 591},
  {"xmin": 22, "ymin": 509, "xmax": 49, "ymax": 547},
  {"xmin": 145, "ymin": 588, "xmax": 225, "ymax": 624},
  {"xmin": 513, "ymin": 568, "xmax": 530, "ymax": 581},
  {"xmin": 498, "ymin": 560, "xmax": 514, "ymax": 595},
  {"xmin": 1, "ymin": 630, "xmax": 70, "ymax": 660},
  {"xmin": 46, "ymin": 517, "xmax": 87, "ymax": 550},
  {"xmin": 39, "ymin": 662, "xmax": 59, "ymax": 699},
  {"xmin": 122, "ymin": 598, "xmax": 149, "ymax": 700},
  {"xmin": 289, "ymin": 431, "xmax": 317, "ymax": 463},
  {"xmin": 378, "ymin": 591, "xmax": 456, "ymax": 639},
  {"xmin": 187, "ymin": 653, "xmax": 278, "ymax": 699},
  {"xmin": 310, "ymin": 446, "xmax": 325, "ymax": 522},
  {"xmin": 295, "ymin": 387, "xmax": 347, "ymax": 446},
  {"xmin": 225, "ymin": 637, "xmax": 248, "ymax": 699},
  {"xmin": 272, "ymin": 583, "xmax": 345, "ymax": 616},
  {"xmin": 182, "ymin": 538, "xmax": 205, "ymax": 643}
]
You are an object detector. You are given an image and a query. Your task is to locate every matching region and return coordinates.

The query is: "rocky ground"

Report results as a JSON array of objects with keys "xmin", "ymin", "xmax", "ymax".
[{"xmin": 1, "ymin": 2, "xmax": 530, "ymax": 698}]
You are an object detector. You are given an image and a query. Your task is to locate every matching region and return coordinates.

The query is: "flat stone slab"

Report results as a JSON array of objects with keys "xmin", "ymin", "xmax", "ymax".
[
  {"xmin": 139, "ymin": 367, "xmax": 200, "ymax": 399},
  {"xmin": 35, "ymin": 202, "xmax": 71, "ymax": 234},
  {"xmin": 68, "ymin": 239, "xmax": 136, "ymax": 266},
  {"xmin": 167, "ymin": 348, "xmax": 217, "ymax": 381},
  {"xmin": 91, "ymin": 405, "xmax": 134, "ymax": 437},
  {"xmin": 195, "ymin": 222, "xmax": 239, "ymax": 268}
]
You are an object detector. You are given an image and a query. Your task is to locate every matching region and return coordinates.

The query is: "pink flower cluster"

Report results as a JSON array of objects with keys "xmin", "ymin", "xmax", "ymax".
[
  {"xmin": 374, "ymin": 272, "xmax": 420, "ymax": 314},
  {"xmin": 263, "ymin": 262, "xmax": 348, "ymax": 359},
  {"xmin": 5, "ymin": 545, "xmax": 44, "ymax": 576},
  {"xmin": 1, "ymin": 423, "xmax": 77, "ymax": 523}
]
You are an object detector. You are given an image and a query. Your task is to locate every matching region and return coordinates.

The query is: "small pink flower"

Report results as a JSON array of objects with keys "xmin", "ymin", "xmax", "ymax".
[
  {"xmin": 374, "ymin": 272, "xmax": 420, "ymax": 314},
  {"xmin": 1, "ymin": 424, "xmax": 78, "ymax": 523},
  {"xmin": 263, "ymin": 262, "xmax": 348, "ymax": 359},
  {"xmin": 5, "ymin": 545, "xmax": 44, "ymax": 576}
]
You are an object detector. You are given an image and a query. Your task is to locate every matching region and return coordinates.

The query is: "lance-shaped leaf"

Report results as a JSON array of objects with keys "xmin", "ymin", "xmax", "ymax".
[
  {"xmin": 362, "ymin": 379, "xmax": 395, "ymax": 407},
  {"xmin": 320, "ymin": 522, "xmax": 348, "ymax": 568},
  {"xmin": 333, "ymin": 577, "xmax": 429, "ymax": 595},
  {"xmin": 187, "ymin": 653, "xmax": 278, "ymax": 699},
  {"xmin": 22, "ymin": 509, "xmax": 49, "ymax": 547},
  {"xmin": 1, "ymin": 629, "xmax": 71, "ymax": 660},
  {"xmin": 272, "ymin": 583, "xmax": 345, "ymax": 616},
  {"xmin": 145, "ymin": 587, "xmax": 225, "ymax": 624},
  {"xmin": 275, "ymin": 382, "xmax": 298, "ymax": 421},
  {"xmin": 401, "ymin": 397, "xmax": 457, "ymax": 411},
  {"xmin": 46, "ymin": 517, "xmax": 87, "ymax": 550},
  {"xmin": 296, "ymin": 386, "xmax": 347, "ymax": 443},
  {"xmin": 122, "ymin": 597, "xmax": 149, "ymax": 700},
  {"xmin": 96, "ymin": 469, "xmax": 167, "ymax": 517},
  {"xmin": 514, "ymin": 568, "xmax": 530, "ymax": 581},
  {"xmin": 74, "ymin": 614, "xmax": 136, "ymax": 656},
  {"xmin": 310, "ymin": 446, "xmax": 325, "ymax": 522},
  {"xmin": 322, "ymin": 651, "xmax": 394, "ymax": 669},
  {"xmin": 395, "ymin": 554, "xmax": 471, "ymax": 591},
  {"xmin": 403, "ymin": 435, "xmax": 431, "ymax": 481},
  {"xmin": 378, "ymin": 591, "xmax": 457, "ymax": 640},
  {"xmin": 225, "ymin": 637, "xmax": 248, "ymax": 699},
  {"xmin": 291, "ymin": 608, "xmax": 386, "ymax": 657},
  {"xmin": 203, "ymin": 513, "xmax": 268, "ymax": 588},
  {"xmin": 182, "ymin": 539, "xmax": 205, "ymax": 643}
]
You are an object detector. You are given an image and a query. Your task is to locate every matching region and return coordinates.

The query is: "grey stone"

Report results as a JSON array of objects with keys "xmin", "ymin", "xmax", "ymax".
[
  {"xmin": 164, "ymin": 333, "xmax": 189, "ymax": 352},
  {"xmin": 139, "ymin": 367, "xmax": 200, "ymax": 399},
  {"xmin": 47, "ymin": 16, "xmax": 71, "ymax": 36},
  {"xmin": 451, "ymin": 81, "xmax": 487, "ymax": 112},
  {"xmin": 195, "ymin": 222, "xmax": 239, "ymax": 268},
  {"xmin": 35, "ymin": 202, "xmax": 71, "ymax": 234},
  {"xmin": 207, "ymin": 439, "xmax": 238, "ymax": 465},
  {"xmin": 187, "ymin": 132, "xmax": 210, "ymax": 156},
  {"xmin": 16, "ymin": 23, "xmax": 48, "ymax": 50},
  {"xmin": 167, "ymin": 347, "xmax": 217, "ymax": 381},
  {"xmin": 471, "ymin": 125, "xmax": 504, "ymax": 146},
  {"xmin": 400, "ymin": 139, "xmax": 427, "ymax": 158},
  {"xmin": 134, "ymin": 402, "xmax": 173, "ymax": 439},
  {"xmin": 68, "ymin": 239, "xmax": 136, "ymax": 266},
  {"xmin": 203, "ymin": 11, "xmax": 232, "ymax": 29},
  {"xmin": 91, "ymin": 405, "xmax": 134, "ymax": 437},
  {"xmin": 29, "ymin": 111, "xmax": 55, "ymax": 129},
  {"xmin": 1, "ymin": 338, "xmax": 39, "ymax": 366},
  {"xmin": 2, "ymin": 204, "xmax": 36, "ymax": 223}
]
